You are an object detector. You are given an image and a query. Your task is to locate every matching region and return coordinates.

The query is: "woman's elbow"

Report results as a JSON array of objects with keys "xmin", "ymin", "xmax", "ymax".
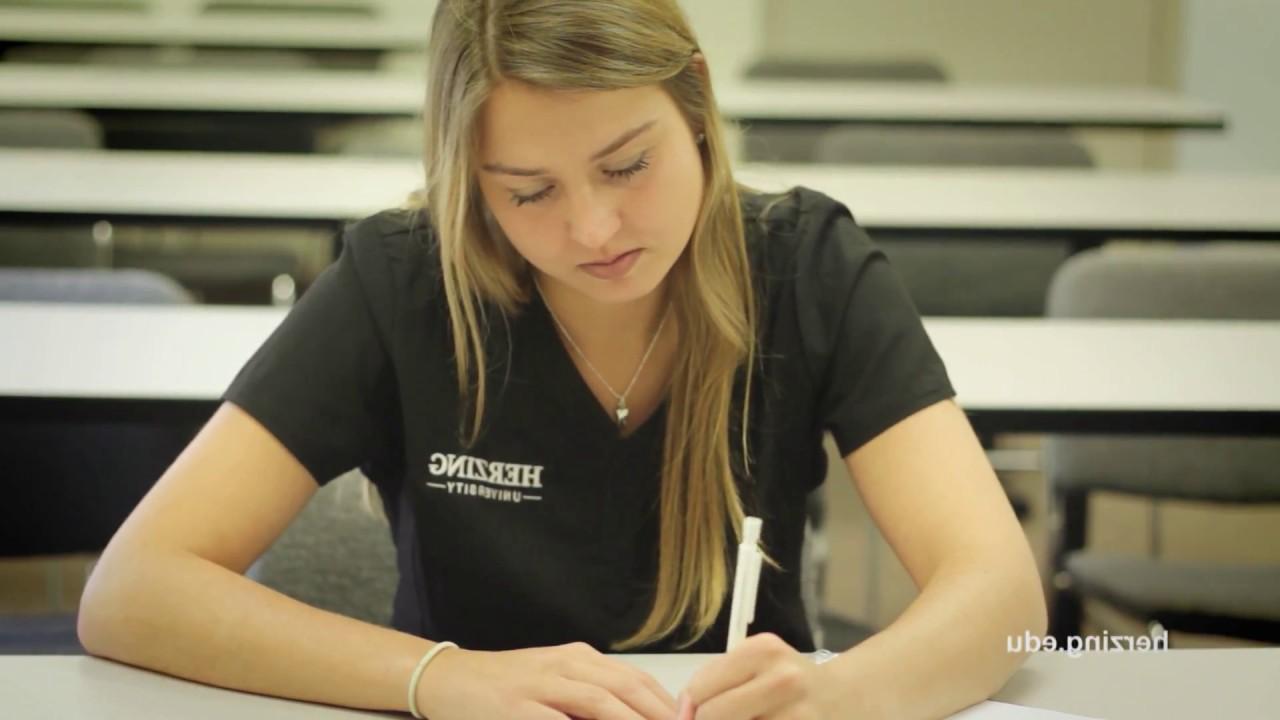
[
  {"xmin": 1027, "ymin": 588, "xmax": 1049, "ymax": 640},
  {"xmin": 77, "ymin": 555, "xmax": 124, "ymax": 657},
  {"xmin": 1017, "ymin": 554, "xmax": 1049, "ymax": 640},
  {"xmin": 76, "ymin": 544, "xmax": 156, "ymax": 658},
  {"xmin": 1001, "ymin": 559, "xmax": 1050, "ymax": 666}
]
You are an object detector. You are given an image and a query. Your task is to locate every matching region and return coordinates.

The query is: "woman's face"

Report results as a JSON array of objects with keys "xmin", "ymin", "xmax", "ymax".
[{"xmin": 476, "ymin": 80, "xmax": 705, "ymax": 306}]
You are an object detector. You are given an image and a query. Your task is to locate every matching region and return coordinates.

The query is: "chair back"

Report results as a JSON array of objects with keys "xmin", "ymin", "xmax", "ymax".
[
  {"xmin": 247, "ymin": 472, "xmax": 399, "ymax": 627},
  {"xmin": 1044, "ymin": 245, "xmax": 1280, "ymax": 502}
]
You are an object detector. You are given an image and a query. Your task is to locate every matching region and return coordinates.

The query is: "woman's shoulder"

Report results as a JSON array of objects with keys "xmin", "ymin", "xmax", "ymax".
[
  {"xmin": 342, "ymin": 206, "xmax": 438, "ymax": 266},
  {"xmin": 740, "ymin": 184, "xmax": 878, "ymax": 281},
  {"xmin": 337, "ymin": 206, "xmax": 446, "ymax": 309},
  {"xmin": 741, "ymin": 184, "xmax": 845, "ymax": 228}
]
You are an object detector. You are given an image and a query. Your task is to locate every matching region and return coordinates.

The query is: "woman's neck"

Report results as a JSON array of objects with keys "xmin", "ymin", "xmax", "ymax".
[
  {"xmin": 534, "ymin": 271, "xmax": 679, "ymax": 432},
  {"xmin": 535, "ymin": 273, "xmax": 671, "ymax": 353}
]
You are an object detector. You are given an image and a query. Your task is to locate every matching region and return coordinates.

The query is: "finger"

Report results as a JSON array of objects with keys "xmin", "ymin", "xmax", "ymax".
[
  {"xmin": 683, "ymin": 632, "xmax": 788, "ymax": 705},
  {"xmin": 681, "ymin": 653, "xmax": 755, "ymax": 707},
  {"xmin": 676, "ymin": 692, "xmax": 695, "ymax": 720},
  {"xmin": 563, "ymin": 661, "xmax": 676, "ymax": 720},
  {"xmin": 620, "ymin": 662, "xmax": 678, "ymax": 709},
  {"xmin": 768, "ymin": 709, "xmax": 819, "ymax": 720},
  {"xmin": 569, "ymin": 644, "xmax": 677, "ymax": 710},
  {"xmin": 521, "ymin": 702, "xmax": 572, "ymax": 720},
  {"xmin": 542, "ymin": 678, "xmax": 646, "ymax": 720},
  {"xmin": 599, "ymin": 656, "xmax": 678, "ymax": 709},
  {"xmin": 693, "ymin": 666, "xmax": 807, "ymax": 720}
]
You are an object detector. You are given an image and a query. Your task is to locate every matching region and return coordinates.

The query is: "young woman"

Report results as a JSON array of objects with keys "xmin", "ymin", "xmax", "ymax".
[{"xmin": 78, "ymin": 1, "xmax": 1046, "ymax": 718}]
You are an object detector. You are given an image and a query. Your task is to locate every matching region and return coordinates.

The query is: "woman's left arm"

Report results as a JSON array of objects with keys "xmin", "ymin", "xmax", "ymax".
[{"xmin": 681, "ymin": 399, "xmax": 1047, "ymax": 720}]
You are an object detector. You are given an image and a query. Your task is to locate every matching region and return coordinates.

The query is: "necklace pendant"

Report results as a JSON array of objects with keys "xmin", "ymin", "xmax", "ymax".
[{"xmin": 615, "ymin": 399, "xmax": 629, "ymax": 429}]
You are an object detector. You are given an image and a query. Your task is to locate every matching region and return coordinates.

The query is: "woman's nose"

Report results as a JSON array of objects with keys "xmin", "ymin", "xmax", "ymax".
[{"xmin": 565, "ymin": 188, "xmax": 621, "ymax": 249}]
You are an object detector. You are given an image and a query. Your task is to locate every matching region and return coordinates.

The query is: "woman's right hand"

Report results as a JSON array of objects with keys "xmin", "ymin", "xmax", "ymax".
[{"xmin": 414, "ymin": 642, "xmax": 677, "ymax": 720}]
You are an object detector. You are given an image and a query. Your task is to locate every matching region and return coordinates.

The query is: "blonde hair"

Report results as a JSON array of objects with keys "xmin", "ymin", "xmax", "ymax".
[{"xmin": 418, "ymin": 0, "xmax": 758, "ymax": 650}]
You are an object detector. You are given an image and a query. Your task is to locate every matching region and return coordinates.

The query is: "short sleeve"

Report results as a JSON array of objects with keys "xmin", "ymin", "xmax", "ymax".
[
  {"xmin": 222, "ymin": 228, "xmax": 399, "ymax": 485},
  {"xmin": 797, "ymin": 197, "xmax": 956, "ymax": 457}
]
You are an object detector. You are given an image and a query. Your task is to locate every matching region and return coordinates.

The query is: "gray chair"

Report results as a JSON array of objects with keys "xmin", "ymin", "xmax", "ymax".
[
  {"xmin": 814, "ymin": 125, "xmax": 1094, "ymax": 167},
  {"xmin": 0, "ymin": 267, "xmax": 191, "ymax": 304},
  {"xmin": 1044, "ymin": 244, "xmax": 1280, "ymax": 644},
  {"xmin": 247, "ymin": 472, "xmax": 398, "ymax": 627},
  {"xmin": 0, "ymin": 110, "xmax": 107, "ymax": 269},
  {"xmin": 4, "ymin": 44, "xmax": 317, "ymax": 70},
  {"xmin": 741, "ymin": 58, "xmax": 948, "ymax": 164},
  {"xmin": 0, "ymin": 268, "xmax": 197, "ymax": 654},
  {"xmin": 812, "ymin": 126, "xmax": 1092, "ymax": 317},
  {"xmin": 745, "ymin": 58, "xmax": 948, "ymax": 83},
  {"xmin": 201, "ymin": 0, "xmax": 377, "ymax": 20},
  {"xmin": 8, "ymin": 44, "xmax": 323, "ymax": 153},
  {"xmin": 0, "ymin": 110, "xmax": 104, "ymax": 149},
  {"xmin": 87, "ymin": 46, "xmax": 318, "ymax": 70},
  {"xmin": 0, "ymin": 223, "xmax": 110, "ymax": 270},
  {"xmin": 111, "ymin": 239, "xmax": 307, "ymax": 306},
  {"xmin": 314, "ymin": 117, "xmax": 423, "ymax": 157}
]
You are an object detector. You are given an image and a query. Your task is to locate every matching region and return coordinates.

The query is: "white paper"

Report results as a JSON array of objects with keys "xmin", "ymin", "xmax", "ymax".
[
  {"xmin": 618, "ymin": 655, "xmax": 1100, "ymax": 720},
  {"xmin": 947, "ymin": 700, "xmax": 1101, "ymax": 719}
]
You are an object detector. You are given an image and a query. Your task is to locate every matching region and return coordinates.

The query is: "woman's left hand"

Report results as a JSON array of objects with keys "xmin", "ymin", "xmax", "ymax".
[{"xmin": 676, "ymin": 633, "xmax": 838, "ymax": 720}]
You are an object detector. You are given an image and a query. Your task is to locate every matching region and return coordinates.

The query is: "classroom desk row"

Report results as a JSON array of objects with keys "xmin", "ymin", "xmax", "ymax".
[
  {"xmin": 3, "ymin": 149, "xmax": 1280, "ymax": 241},
  {"xmin": 3, "ymin": 303, "xmax": 1278, "ymax": 437},
  {"xmin": 0, "ymin": 62, "xmax": 1227, "ymax": 130},
  {"xmin": 0, "ymin": 2, "xmax": 430, "ymax": 51},
  {"xmin": 4, "ymin": 649, "xmax": 1279, "ymax": 719}
]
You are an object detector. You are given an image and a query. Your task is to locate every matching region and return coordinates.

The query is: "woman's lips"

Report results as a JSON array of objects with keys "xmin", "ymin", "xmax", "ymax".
[{"xmin": 579, "ymin": 249, "xmax": 643, "ymax": 280}]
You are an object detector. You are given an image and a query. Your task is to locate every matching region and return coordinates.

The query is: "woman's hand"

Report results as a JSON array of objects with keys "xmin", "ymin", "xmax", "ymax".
[
  {"xmin": 677, "ymin": 634, "xmax": 839, "ymax": 720},
  {"xmin": 415, "ymin": 642, "xmax": 677, "ymax": 720}
]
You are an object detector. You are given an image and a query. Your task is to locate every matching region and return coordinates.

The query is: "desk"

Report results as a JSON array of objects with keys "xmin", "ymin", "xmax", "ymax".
[
  {"xmin": 5, "ymin": 149, "xmax": 1280, "ymax": 240},
  {"xmin": 713, "ymin": 78, "xmax": 1227, "ymax": 130},
  {"xmin": 0, "ymin": 63, "xmax": 1227, "ymax": 130},
  {"xmin": 0, "ymin": 5, "xmax": 430, "ymax": 50},
  {"xmin": 2, "ymin": 650, "xmax": 1277, "ymax": 719},
  {"xmin": 2, "ymin": 303, "xmax": 1278, "ymax": 435}
]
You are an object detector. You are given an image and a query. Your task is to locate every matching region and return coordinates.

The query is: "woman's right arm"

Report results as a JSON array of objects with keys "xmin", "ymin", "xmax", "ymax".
[
  {"xmin": 78, "ymin": 401, "xmax": 676, "ymax": 719},
  {"xmin": 78, "ymin": 401, "xmax": 438, "ymax": 712}
]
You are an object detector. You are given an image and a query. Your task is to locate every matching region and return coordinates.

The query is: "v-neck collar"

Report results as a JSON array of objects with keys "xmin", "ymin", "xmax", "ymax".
[{"xmin": 528, "ymin": 293, "xmax": 669, "ymax": 444}]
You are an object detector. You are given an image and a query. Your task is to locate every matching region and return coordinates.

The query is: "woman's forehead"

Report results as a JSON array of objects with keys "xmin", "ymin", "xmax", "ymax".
[{"xmin": 479, "ymin": 81, "xmax": 677, "ymax": 161}]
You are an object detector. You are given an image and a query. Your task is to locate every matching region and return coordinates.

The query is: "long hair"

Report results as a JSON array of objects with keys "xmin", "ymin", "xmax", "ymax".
[{"xmin": 421, "ymin": 0, "xmax": 757, "ymax": 649}]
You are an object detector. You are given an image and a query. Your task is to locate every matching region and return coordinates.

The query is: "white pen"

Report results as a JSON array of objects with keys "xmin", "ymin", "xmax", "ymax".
[{"xmin": 726, "ymin": 516, "xmax": 763, "ymax": 651}]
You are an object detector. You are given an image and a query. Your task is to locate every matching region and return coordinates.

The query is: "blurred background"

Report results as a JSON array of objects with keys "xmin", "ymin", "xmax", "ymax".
[{"xmin": 1, "ymin": 0, "xmax": 1277, "ymax": 655}]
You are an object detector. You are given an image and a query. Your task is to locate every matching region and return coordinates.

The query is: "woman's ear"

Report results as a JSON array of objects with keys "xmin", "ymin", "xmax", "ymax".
[{"xmin": 689, "ymin": 51, "xmax": 709, "ymax": 82}]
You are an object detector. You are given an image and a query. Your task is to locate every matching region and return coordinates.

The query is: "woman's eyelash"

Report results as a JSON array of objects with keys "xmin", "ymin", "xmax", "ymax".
[
  {"xmin": 509, "ymin": 152, "xmax": 651, "ymax": 207},
  {"xmin": 511, "ymin": 186, "xmax": 553, "ymax": 207},
  {"xmin": 605, "ymin": 153, "xmax": 650, "ymax": 180}
]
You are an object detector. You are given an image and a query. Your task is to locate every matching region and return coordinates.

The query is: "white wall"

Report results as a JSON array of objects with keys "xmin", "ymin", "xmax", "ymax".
[
  {"xmin": 1176, "ymin": 0, "xmax": 1280, "ymax": 171},
  {"xmin": 756, "ymin": 0, "xmax": 1184, "ymax": 169},
  {"xmin": 680, "ymin": 0, "xmax": 764, "ymax": 87},
  {"xmin": 761, "ymin": 0, "xmax": 1164, "ymax": 86}
]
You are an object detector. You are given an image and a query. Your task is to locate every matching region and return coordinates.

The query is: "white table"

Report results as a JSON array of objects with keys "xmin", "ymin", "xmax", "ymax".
[
  {"xmin": 5, "ymin": 149, "xmax": 1280, "ymax": 240},
  {"xmin": 713, "ymin": 78, "xmax": 1226, "ymax": 130},
  {"xmin": 0, "ymin": 4, "xmax": 430, "ymax": 50},
  {"xmin": 2, "ymin": 650, "xmax": 1278, "ymax": 719},
  {"xmin": 0, "ymin": 63, "xmax": 1227, "ymax": 130},
  {"xmin": 2, "ymin": 303, "xmax": 1278, "ymax": 435}
]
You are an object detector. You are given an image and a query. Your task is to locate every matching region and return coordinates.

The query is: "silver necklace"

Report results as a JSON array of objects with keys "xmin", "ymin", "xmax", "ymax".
[{"xmin": 535, "ymin": 278, "xmax": 671, "ymax": 430}]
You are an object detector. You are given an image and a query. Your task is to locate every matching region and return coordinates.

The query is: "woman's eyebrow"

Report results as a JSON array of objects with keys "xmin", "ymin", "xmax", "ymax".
[{"xmin": 481, "ymin": 119, "xmax": 657, "ymax": 177}]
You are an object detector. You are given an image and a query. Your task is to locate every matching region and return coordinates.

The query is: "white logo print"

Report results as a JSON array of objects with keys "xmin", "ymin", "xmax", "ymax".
[{"xmin": 425, "ymin": 452, "xmax": 545, "ymax": 504}]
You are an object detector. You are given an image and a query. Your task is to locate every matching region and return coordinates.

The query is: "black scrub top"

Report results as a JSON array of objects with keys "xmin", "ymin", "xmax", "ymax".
[{"xmin": 223, "ymin": 186, "xmax": 956, "ymax": 653}]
